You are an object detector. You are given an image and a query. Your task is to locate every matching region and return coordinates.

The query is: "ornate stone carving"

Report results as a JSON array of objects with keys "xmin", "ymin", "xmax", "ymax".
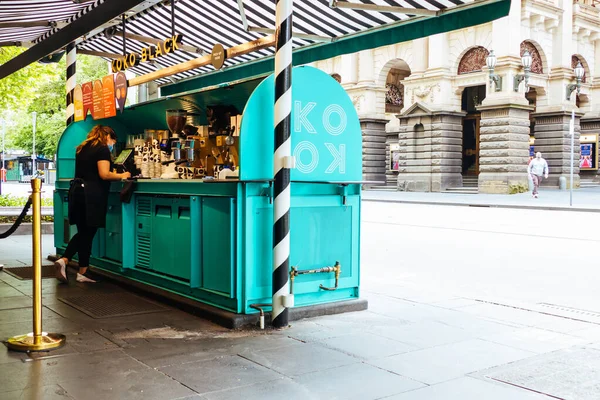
[
  {"xmin": 457, "ymin": 46, "xmax": 489, "ymax": 75},
  {"xmin": 352, "ymin": 95, "xmax": 365, "ymax": 111},
  {"xmin": 520, "ymin": 41, "xmax": 543, "ymax": 74}
]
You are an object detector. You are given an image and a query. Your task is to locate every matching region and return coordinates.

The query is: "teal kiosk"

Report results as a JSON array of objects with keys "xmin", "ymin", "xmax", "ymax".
[{"xmin": 53, "ymin": 67, "xmax": 365, "ymax": 326}]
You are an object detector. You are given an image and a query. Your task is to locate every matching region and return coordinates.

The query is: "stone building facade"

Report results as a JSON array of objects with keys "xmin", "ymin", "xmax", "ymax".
[{"xmin": 311, "ymin": 0, "xmax": 600, "ymax": 193}]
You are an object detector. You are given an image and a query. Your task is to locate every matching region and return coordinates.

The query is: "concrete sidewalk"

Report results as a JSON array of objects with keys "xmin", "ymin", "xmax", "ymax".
[
  {"xmin": 363, "ymin": 187, "xmax": 600, "ymax": 212},
  {"xmin": 1, "ymin": 235, "xmax": 600, "ymax": 399}
]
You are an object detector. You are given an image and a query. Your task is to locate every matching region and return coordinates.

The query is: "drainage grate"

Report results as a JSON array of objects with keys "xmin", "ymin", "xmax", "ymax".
[
  {"xmin": 58, "ymin": 292, "xmax": 168, "ymax": 319},
  {"xmin": 3, "ymin": 265, "xmax": 56, "ymax": 280},
  {"xmin": 538, "ymin": 303, "xmax": 600, "ymax": 319}
]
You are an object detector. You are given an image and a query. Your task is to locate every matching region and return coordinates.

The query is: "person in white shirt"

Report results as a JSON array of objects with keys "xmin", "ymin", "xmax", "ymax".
[{"xmin": 528, "ymin": 152, "xmax": 549, "ymax": 198}]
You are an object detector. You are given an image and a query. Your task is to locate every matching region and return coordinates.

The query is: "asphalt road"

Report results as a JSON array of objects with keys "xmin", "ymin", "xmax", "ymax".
[{"xmin": 361, "ymin": 201, "xmax": 600, "ymax": 312}]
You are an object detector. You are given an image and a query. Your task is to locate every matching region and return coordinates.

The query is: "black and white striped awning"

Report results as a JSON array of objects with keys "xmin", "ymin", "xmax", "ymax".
[{"xmin": 0, "ymin": 0, "xmax": 507, "ymax": 85}]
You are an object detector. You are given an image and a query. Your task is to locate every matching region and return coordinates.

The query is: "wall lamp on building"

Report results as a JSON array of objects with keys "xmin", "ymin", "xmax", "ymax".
[
  {"xmin": 514, "ymin": 50, "xmax": 532, "ymax": 92},
  {"xmin": 566, "ymin": 62, "xmax": 585, "ymax": 101},
  {"xmin": 486, "ymin": 50, "xmax": 502, "ymax": 92}
]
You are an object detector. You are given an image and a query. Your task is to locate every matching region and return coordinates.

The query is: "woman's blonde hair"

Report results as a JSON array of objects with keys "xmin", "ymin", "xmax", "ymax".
[{"xmin": 76, "ymin": 125, "xmax": 117, "ymax": 154}]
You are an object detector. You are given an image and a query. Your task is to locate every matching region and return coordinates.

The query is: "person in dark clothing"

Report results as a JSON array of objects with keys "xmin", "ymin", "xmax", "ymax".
[{"xmin": 55, "ymin": 125, "xmax": 130, "ymax": 283}]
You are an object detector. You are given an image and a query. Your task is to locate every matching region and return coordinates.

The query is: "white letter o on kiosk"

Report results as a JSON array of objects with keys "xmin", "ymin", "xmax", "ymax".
[
  {"xmin": 294, "ymin": 141, "xmax": 319, "ymax": 173},
  {"xmin": 323, "ymin": 104, "xmax": 347, "ymax": 136}
]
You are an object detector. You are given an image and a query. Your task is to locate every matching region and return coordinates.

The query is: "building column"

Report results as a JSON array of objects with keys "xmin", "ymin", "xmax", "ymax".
[
  {"xmin": 395, "ymin": 108, "xmax": 463, "ymax": 192},
  {"xmin": 361, "ymin": 118, "xmax": 388, "ymax": 183},
  {"xmin": 531, "ymin": 111, "xmax": 582, "ymax": 188},
  {"xmin": 477, "ymin": 104, "xmax": 533, "ymax": 194},
  {"xmin": 430, "ymin": 112, "xmax": 464, "ymax": 192}
]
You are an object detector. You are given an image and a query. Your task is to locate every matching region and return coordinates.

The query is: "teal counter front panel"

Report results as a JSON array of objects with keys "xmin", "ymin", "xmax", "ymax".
[{"xmin": 243, "ymin": 188, "xmax": 360, "ymax": 313}]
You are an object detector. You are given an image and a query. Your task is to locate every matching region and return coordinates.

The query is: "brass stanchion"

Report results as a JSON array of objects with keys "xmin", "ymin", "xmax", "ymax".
[{"xmin": 6, "ymin": 178, "xmax": 66, "ymax": 352}]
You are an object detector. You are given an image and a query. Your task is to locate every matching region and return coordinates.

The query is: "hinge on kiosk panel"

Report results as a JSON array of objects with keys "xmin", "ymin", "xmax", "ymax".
[
  {"xmin": 261, "ymin": 182, "xmax": 274, "ymax": 204},
  {"xmin": 338, "ymin": 184, "xmax": 349, "ymax": 206}
]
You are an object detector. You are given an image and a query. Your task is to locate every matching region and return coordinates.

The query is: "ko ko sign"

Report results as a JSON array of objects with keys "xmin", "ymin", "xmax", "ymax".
[
  {"xmin": 111, "ymin": 34, "xmax": 183, "ymax": 73},
  {"xmin": 293, "ymin": 101, "xmax": 347, "ymax": 175}
]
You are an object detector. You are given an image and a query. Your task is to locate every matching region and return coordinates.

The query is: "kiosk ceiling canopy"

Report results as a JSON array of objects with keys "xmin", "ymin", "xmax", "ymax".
[{"xmin": 0, "ymin": 0, "xmax": 511, "ymax": 84}]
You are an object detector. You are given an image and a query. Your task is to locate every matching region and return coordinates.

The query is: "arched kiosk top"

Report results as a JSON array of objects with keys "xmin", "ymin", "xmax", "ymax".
[{"xmin": 56, "ymin": 66, "xmax": 361, "ymax": 182}]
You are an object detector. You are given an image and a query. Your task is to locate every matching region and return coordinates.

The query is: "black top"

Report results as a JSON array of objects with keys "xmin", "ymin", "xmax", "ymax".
[
  {"xmin": 69, "ymin": 142, "xmax": 113, "ymax": 227},
  {"xmin": 75, "ymin": 142, "xmax": 111, "ymax": 188}
]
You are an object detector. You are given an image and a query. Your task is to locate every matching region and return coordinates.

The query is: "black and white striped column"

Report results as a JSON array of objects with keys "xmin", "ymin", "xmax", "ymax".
[
  {"xmin": 272, "ymin": 0, "xmax": 293, "ymax": 329},
  {"xmin": 66, "ymin": 42, "xmax": 76, "ymax": 126}
]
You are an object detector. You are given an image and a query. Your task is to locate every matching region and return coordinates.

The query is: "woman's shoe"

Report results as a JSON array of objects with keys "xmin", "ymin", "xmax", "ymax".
[
  {"xmin": 76, "ymin": 273, "xmax": 96, "ymax": 283},
  {"xmin": 54, "ymin": 259, "xmax": 68, "ymax": 283}
]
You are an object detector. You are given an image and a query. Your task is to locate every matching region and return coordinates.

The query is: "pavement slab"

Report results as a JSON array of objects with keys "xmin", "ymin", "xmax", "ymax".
[
  {"xmin": 368, "ymin": 338, "xmax": 536, "ymax": 385},
  {"xmin": 159, "ymin": 354, "xmax": 283, "ymax": 395},
  {"xmin": 383, "ymin": 376, "xmax": 549, "ymax": 400},
  {"xmin": 293, "ymin": 362, "xmax": 426, "ymax": 400},
  {"xmin": 239, "ymin": 342, "xmax": 359, "ymax": 377}
]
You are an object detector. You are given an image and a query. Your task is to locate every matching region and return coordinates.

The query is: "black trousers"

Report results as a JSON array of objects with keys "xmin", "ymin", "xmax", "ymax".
[{"xmin": 63, "ymin": 190, "xmax": 98, "ymax": 268}]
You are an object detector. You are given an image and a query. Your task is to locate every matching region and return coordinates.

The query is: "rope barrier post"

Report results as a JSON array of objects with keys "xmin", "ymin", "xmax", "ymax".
[
  {"xmin": 6, "ymin": 178, "xmax": 66, "ymax": 352},
  {"xmin": 272, "ymin": 0, "xmax": 293, "ymax": 329}
]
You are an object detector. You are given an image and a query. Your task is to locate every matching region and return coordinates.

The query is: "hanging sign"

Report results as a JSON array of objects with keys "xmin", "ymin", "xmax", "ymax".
[
  {"xmin": 211, "ymin": 43, "xmax": 225, "ymax": 70},
  {"xmin": 115, "ymin": 72, "xmax": 128, "ymax": 113},
  {"xmin": 92, "ymin": 80, "xmax": 105, "ymax": 120},
  {"xmin": 111, "ymin": 34, "xmax": 183, "ymax": 73},
  {"xmin": 82, "ymin": 82, "xmax": 93, "ymax": 118},
  {"xmin": 102, "ymin": 75, "xmax": 117, "ymax": 118},
  {"xmin": 74, "ymin": 85, "xmax": 84, "ymax": 122}
]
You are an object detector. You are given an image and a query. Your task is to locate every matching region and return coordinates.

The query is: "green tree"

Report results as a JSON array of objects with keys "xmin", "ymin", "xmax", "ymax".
[{"xmin": 5, "ymin": 51, "xmax": 110, "ymax": 158}]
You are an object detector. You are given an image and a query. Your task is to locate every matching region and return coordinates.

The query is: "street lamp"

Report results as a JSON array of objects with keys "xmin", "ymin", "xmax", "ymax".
[
  {"xmin": 486, "ymin": 50, "xmax": 502, "ymax": 92},
  {"xmin": 514, "ymin": 50, "xmax": 532, "ymax": 92},
  {"xmin": 566, "ymin": 61, "xmax": 585, "ymax": 101}
]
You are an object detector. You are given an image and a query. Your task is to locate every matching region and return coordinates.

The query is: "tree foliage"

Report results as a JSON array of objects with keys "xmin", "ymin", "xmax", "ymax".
[{"xmin": 1, "ymin": 49, "xmax": 109, "ymax": 159}]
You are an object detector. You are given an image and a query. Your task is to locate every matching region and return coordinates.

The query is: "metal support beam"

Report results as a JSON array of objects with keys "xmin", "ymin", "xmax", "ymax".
[
  {"xmin": 248, "ymin": 26, "xmax": 332, "ymax": 42},
  {"xmin": 330, "ymin": 0, "xmax": 438, "ymax": 17},
  {"xmin": 0, "ymin": 0, "xmax": 149, "ymax": 80},
  {"xmin": 237, "ymin": 0, "xmax": 249, "ymax": 31},
  {"xmin": 114, "ymin": 30, "xmax": 205, "ymax": 55},
  {"xmin": 128, "ymin": 35, "xmax": 274, "ymax": 87},
  {"xmin": 0, "ymin": 21, "xmax": 56, "ymax": 29},
  {"xmin": 77, "ymin": 49, "xmax": 122, "ymax": 59}
]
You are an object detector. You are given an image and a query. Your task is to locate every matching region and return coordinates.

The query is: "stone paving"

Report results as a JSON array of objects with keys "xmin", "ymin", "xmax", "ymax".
[
  {"xmin": 1, "ymin": 234, "xmax": 600, "ymax": 399},
  {"xmin": 363, "ymin": 186, "xmax": 600, "ymax": 212}
]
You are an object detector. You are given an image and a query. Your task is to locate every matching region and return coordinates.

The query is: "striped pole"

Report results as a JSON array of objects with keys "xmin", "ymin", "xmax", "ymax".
[
  {"xmin": 66, "ymin": 42, "xmax": 76, "ymax": 126},
  {"xmin": 272, "ymin": 0, "xmax": 293, "ymax": 329}
]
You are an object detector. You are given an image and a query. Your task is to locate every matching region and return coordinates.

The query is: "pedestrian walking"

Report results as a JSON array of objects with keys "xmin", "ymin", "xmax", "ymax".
[
  {"xmin": 54, "ymin": 125, "xmax": 130, "ymax": 283},
  {"xmin": 528, "ymin": 152, "xmax": 548, "ymax": 198}
]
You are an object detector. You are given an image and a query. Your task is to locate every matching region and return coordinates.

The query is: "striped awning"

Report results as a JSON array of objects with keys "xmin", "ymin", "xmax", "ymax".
[{"xmin": 0, "ymin": 0, "xmax": 510, "ymax": 86}]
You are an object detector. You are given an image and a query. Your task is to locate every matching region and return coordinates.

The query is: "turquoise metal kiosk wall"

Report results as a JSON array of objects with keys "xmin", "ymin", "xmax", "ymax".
[{"xmin": 53, "ymin": 66, "xmax": 362, "ymax": 317}]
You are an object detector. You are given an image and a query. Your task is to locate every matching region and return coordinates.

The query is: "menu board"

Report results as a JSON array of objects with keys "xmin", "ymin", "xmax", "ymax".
[
  {"xmin": 82, "ymin": 82, "xmax": 93, "ymax": 118},
  {"xmin": 92, "ymin": 80, "xmax": 105, "ymax": 120},
  {"xmin": 102, "ymin": 75, "xmax": 117, "ymax": 118},
  {"xmin": 73, "ymin": 85, "xmax": 84, "ymax": 122},
  {"xmin": 115, "ymin": 72, "xmax": 127, "ymax": 113}
]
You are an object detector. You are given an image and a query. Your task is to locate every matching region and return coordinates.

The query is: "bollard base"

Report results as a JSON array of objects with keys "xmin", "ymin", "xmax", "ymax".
[{"xmin": 6, "ymin": 332, "xmax": 66, "ymax": 352}]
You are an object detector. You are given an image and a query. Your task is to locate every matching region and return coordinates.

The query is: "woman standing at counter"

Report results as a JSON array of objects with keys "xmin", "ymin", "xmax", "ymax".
[{"xmin": 54, "ymin": 125, "xmax": 130, "ymax": 283}]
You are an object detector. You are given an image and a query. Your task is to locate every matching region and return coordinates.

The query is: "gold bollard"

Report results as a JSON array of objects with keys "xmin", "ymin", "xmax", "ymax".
[{"xmin": 6, "ymin": 178, "xmax": 66, "ymax": 352}]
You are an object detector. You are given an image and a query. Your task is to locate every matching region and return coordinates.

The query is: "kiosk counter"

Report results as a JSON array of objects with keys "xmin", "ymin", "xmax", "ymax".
[{"xmin": 53, "ymin": 67, "xmax": 363, "ymax": 316}]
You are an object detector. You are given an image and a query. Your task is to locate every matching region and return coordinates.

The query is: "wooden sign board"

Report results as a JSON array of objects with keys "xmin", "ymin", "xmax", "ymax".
[
  {"xmin": 102, "ymin": 75, "xmax": 116, "ymax": 118},
  {"xmin": 82, "ymin": 82, "xmax": 93, "ymax": 118},
  {"xmin": 111, "ymin": 34, "xmax": 183, "ymax": 73},
  {"xmin": 92, "ymin": 80, "xmax": 105, "ymax": 120},
  {"xmin": 74, "ymin": 85, "xmax": 84, "ymax": 122}
]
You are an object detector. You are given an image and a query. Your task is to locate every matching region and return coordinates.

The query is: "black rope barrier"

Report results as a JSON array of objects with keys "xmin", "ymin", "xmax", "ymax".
[{"xmin": 0, "ymin": 196, "xmax": 33, "ymax": 239}]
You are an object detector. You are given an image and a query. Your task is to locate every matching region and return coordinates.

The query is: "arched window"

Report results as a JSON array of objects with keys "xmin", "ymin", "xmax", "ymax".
[
  {"xmin": 457, "ymin": 47, "xmax": 489, "ymax": 75},
  {"xmin": 520, "ymin": 41, "xmax": 543, "ymax": 74},
  {"xmin": 330, "ymin": 73, "xmax": 342, "ymax": 83}
]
